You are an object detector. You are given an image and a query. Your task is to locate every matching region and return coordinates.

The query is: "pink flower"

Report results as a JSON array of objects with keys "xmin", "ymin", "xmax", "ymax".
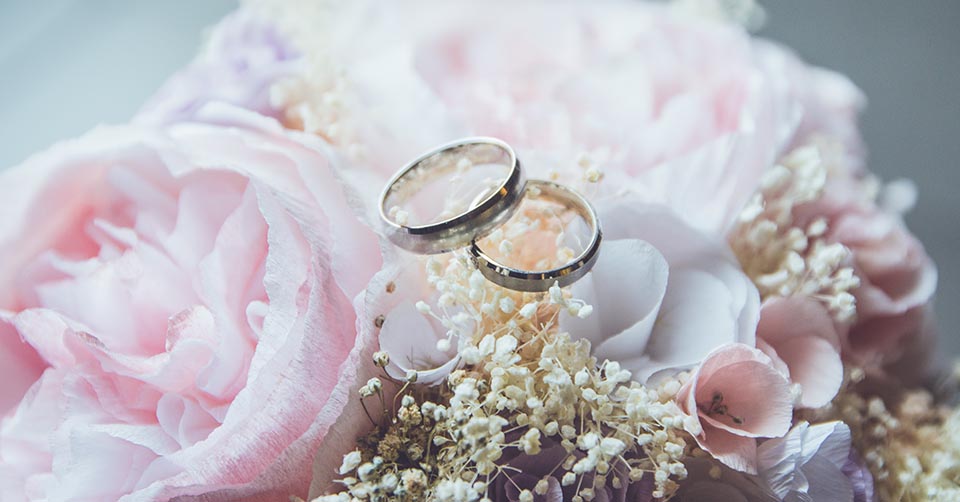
[
  {"xmin": 0, "ymin": 105, "xmax": 381, "ymax": 501},
  {"xmin": 796, "ymin": 164, "xmax": 937, "ymax": 374},
  {"xmin": 280, "ymin": 1, "xmax": 840, "ymax": 236},
  {"xmin": 677, "ymin": 343, "xmax": 794, "ymax": 474},
  {"xmin": 560, "ymin": 200, "xmax": 759, "ymax": 383},
  {"xmin": 837, "ymin": 207, "xmax": 937, "ymax": 370},
  {"xmin": 756, "ymin": 297, "xmax": 843, "ymax": 408}
]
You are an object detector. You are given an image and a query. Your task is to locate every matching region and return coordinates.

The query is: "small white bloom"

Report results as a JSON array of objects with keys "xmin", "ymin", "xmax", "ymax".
[
  {"xmin": 535, "ymin": 478, "xmax": 550, "ymax": 495},
  {"xmin": 576, "ymin": 304, "xmax": 594, "ymax": 318},
  {"xmin": 521, "ymin": 428, "xmax": 542, "ymax": 455},
  {"xmin": 549, "ymin": 282, "xmax": 563, "ymax": 304},
  {"xmin": 519, "ymin": 302, "xmax": 538, "ymax": 319},
  {"xmin": 372, "ymin": 351, "xmax": 390, "ymax": 368},
  {"xmin": 339, "ymin": 450, "xmax": 362, "ymax": 475}
]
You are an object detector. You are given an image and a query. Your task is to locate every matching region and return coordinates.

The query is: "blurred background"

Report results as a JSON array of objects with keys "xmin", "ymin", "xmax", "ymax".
[{"xmin": 0, "ymin": 1, "xmax": 957, "ymax": 351}]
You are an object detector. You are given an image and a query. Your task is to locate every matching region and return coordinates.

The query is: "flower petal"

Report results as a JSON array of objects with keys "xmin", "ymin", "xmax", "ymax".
[
  {"xmin": 697, "ymin": 422, "xmax": 760, "ymax": 475},
  {"xmin": 563, "ymin": 239, "xmax": 669, "ymax": 361}
]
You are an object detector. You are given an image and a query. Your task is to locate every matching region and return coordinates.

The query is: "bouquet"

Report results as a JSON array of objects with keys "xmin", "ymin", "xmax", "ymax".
[{"xmin": 0, "ymin": 1, "xmax": 954, "ymax": 501}]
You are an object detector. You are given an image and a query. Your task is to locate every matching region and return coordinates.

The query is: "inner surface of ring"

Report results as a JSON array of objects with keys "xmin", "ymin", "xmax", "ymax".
[
  {"xmin": 473, "ymin": 182, "xmax": 597, "ymax": 276},
  {"xmin": 383, "ymin": 142, "xmax": 513, "ymax": 229}
]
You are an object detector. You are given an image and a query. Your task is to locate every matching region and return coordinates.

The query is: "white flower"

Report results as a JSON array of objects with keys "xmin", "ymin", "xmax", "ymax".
[
  {"xmin": 339, "ymin": 450, "xmax": 362, "ymax": 475},
  {"xmin": 561, "ymin": 200, "xmax": 759, "ymax": 382},
  {"xmin": 375, "ymin": 254, "xmax": 469, "ymax": 385},
  {"xmin": 757, "ymin": 421, "xmax": 855, "ymax": 502}
]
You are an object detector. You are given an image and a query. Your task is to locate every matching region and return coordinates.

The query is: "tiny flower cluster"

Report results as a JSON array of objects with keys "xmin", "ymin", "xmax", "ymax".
[
  {"xmin": 315, "ymin": 205, "xmax": 692, "ymax": 501},
  {"xmin": 805, "ymin": 370, "xmax": 960, "ymax": 501},
  {"xmin": 731, "ymin": 142, "xmax": 861, "ymax": 322},
  {"xmin": 317, "ymin": 333, "xmax": 692, "ymax": 502}
]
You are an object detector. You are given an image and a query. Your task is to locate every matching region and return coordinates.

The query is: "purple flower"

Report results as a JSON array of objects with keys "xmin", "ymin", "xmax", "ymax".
[
  {"xmin": 842, "ymin": 449, "xmax": 876, "ymax": 502},
  {"xmin": 757, "ymin": 421, "xmax": 869, "ymax": 502},
  {"xmin": 135, "ymin": 9, "xmax": 301, "ymax": 125}
]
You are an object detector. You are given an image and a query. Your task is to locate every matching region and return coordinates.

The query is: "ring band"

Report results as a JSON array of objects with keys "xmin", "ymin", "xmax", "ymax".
[
  {"xmin": 379, "ymin": 137, "xmax": 526, "ymax": 254},
  {"xmin": 470, "ymin": 180, "xmax": 602, "ymax": 293}
]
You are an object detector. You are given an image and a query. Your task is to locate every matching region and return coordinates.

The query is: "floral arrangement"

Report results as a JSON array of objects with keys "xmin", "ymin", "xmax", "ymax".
[{"xmin": 0, "ymin": 1, "xmax": 955, "ymax": 501}]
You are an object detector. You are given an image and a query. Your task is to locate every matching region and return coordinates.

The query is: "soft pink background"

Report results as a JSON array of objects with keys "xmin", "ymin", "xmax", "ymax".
[{"xmin": 0, "ymin": 0, "xmax": 956, "ymax": 354}]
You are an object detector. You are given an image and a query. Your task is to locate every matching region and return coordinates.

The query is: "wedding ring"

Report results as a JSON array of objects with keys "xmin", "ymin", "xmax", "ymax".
[
  {"xmin": 470, "ymin": 180, "xmax": 602, "ymax": 293},
  {"xmin": 379, "ymin": 137, "xmax": 526, "ymax": 254}
]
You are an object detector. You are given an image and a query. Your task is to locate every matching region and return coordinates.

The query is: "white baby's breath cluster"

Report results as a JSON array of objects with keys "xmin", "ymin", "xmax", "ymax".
[
  {"xmin": 270, "ymin": 65, "xmax": 369, "ymax": 162},
  {"xmin": 805, "ymin": 370, "xmax": 960, "ymax": 501},
  {"xmin": 314, "ymin": 209, "xmax": 691, "ymax": 501},
  {"xmin": 731, "ymin": 142, "xmax": 861, "ymax": 322}
]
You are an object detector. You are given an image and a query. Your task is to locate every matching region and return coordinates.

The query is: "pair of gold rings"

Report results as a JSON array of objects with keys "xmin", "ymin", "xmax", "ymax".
[{"xmin": 378, "ymin": 137, "xmax": 601, "ymax": 293}]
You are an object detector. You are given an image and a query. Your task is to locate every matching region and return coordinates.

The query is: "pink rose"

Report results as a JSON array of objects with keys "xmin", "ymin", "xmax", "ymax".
[
  {"xmin": 0, "ymin": 106, "xmax": 381, "ymax": 501},
  {"xmin": 677, "ymin": 343, "xmax": 794, "ymax": 474}
]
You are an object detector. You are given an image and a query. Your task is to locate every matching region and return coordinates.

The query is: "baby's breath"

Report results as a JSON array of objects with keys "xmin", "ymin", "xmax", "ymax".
[
  {"xmin": 730, "ymin": 140, "xmax": 861, "ymax": 322},
  {"xmin": 803, "ymin": 370, "xmax": 960, "ymax": 501},
  {"xmin": 315, "ymin": 208, "xmax": 691, "ymax": 501}
]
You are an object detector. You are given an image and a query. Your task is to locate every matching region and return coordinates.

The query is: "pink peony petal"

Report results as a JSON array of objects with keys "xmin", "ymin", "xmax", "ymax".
[
  {"xmin": 371, "ymin": 252, "xmax": 462, "ymax": 384},
  {"xmin": 0, "ymin": 108, "xmax": 383, "ymax": 501},
  {"xmin": 0, "ymin": 316, "xmax": 47, "ymax": 415}
]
